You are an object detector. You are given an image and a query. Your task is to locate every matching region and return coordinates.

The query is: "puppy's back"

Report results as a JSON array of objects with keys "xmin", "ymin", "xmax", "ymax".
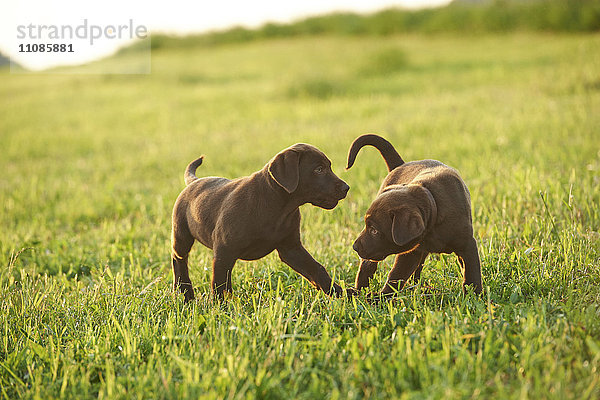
[
  {"xmin": 381, "ymin": 160, "xmax": 450, "ymax": 189},
  {"xmin": 174, "ymin": 176, "xmax": 232, "ymax": 221},
  {"xmin": 382, "ymin": 160, "xmax": 472, "ymax": 222}
]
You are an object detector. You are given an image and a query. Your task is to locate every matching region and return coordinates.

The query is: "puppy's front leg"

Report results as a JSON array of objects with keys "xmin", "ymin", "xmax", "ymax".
[
  {"xmin": 381, "ymin": 250, "xmax": 428, "ymax": 296},
  {"xmin": 411, "ymin": 264, "xmax": 424, "ymax": 284},
  {"xmin": 211, "ymin": 251, "xmax": 237, "ymax": 299},
  {"xmin": 277, "ymin": 243, "xmax": 344, "ymax": 297},
  {"xmin": 355, "ymin": 259, "xmax": 379, "ymax": 291},
  {"xmin": 456, "ymin": 237, "xmax": 483, "ymax": 294}
]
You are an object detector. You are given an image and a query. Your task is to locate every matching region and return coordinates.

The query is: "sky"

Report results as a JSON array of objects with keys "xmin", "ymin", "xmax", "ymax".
[{"xmin": 1, "ymin": 0, "xmax": 452, "ymax": 70}]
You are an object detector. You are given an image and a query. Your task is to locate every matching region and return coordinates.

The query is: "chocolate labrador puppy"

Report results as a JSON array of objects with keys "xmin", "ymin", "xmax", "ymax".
[
  {"xmin": 347, "ymin": 134, "xmax": 483, "ymax": 296},
  {"xmin": 171, "ymin": 143, "xmax": 350, "ymax": 301}
]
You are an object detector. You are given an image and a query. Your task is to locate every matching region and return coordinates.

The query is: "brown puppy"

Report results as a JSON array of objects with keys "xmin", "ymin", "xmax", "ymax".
[
  {"xmin": 171, "ymin": 143, "xmax": 350, "ymax": 301},
  {"xmin": 347, "ymin": 134, "xmax": 483, "ymax": 296}
]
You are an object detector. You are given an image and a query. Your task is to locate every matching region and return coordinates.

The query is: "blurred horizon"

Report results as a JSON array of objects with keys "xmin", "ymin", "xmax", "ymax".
[{"xmin": 1, "ymin": 0, "xmax": 451, "ymax": 70}]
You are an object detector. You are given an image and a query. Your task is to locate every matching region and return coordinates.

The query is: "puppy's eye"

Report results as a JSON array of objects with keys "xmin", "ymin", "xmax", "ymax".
[
  {"xmin": 369, "ymin": 227, "xmax": 378, "ymax": 236},
  {"xmin": 314, "ymin": 166, "xmax": 325, "ymax": 174}
]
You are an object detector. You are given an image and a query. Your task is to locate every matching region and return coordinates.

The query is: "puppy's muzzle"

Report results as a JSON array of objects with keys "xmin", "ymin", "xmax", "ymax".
[{"xmin": 337, "ymin": 181, "xmax": 350, "ymax": 199}]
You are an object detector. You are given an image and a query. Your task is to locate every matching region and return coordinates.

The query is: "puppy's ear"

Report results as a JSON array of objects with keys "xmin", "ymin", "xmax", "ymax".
[
  {"xmin": 390, "ymin": 209, "xmax": 425, "ymax": 246},
  {"xmin": 268, "ymin": 149, "xmax": 300, "ymax": 193}
]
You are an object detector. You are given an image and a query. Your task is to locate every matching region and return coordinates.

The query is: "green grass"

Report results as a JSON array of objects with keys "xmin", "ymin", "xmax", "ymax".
[{"xmin": 1, "ymin": 32, "xmax": 600, "ymax": 398}]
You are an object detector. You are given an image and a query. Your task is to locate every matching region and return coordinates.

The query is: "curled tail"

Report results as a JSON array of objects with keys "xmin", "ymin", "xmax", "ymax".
[
  {"xmin": 184, "ymin": 156, "xmax": 204, "ymax": 185},
  {"xmin": 346, "ymin": 134, "xmax": 404, "ymax": 172}
]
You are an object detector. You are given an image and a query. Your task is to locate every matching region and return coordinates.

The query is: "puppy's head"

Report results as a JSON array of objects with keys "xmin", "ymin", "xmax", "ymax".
[
  {"xmin": 352, "ymin": 185, "xmax": 437, "ymax": 261},
  {"xmin": 268, "ymin": 144, "xmax": 350, "ymax": 209}
]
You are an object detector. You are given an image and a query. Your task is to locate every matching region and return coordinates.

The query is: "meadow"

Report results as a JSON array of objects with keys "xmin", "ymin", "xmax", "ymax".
[{"xmin": 1, "ymin": 30, "xmax": 600, "ymax": 398}]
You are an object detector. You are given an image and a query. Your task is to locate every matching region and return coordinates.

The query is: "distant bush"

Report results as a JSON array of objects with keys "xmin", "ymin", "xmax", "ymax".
[
  {"xmin": 0, "ymin": 52, "xmax": 11, "ymax": 67},
  {"xmin": 148, "ymin": 0, "xmax": 600, "ymax": 50},
  {"xmin": 360, "ymin": 48, "xmax": 409, "ymax": 76},
  {"xmin": 287, "ymin": 77, "xmax": 346, "ymax": 99}
]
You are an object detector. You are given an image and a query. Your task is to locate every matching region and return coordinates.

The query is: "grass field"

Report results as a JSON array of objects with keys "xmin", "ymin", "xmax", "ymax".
[{"xmin": 1, "ymin": 32, "xmax": 600, "ymax": 398}]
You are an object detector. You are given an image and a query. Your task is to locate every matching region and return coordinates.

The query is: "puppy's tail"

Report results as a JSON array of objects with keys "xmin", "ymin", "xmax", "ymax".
[
  {"xmin": 184, "ymin": 156, "xmax": 204, "ymax": 185},
  {"xmin": 346, "ymin": 134, "xmax": 404, "ymax": 172}
]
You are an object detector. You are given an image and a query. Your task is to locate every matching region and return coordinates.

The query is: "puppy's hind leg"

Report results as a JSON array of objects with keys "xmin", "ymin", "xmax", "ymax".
[
  {"xmin": 172, "ymin": 226, "xmax": 195, "ymax": 302},
  {"xmin": 211, "ymin": 249, "xmax": 237, "ymax": 300},
  {"xmin": 456, "ymin": 237, "xmax": 483, "ymax": 295}
]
